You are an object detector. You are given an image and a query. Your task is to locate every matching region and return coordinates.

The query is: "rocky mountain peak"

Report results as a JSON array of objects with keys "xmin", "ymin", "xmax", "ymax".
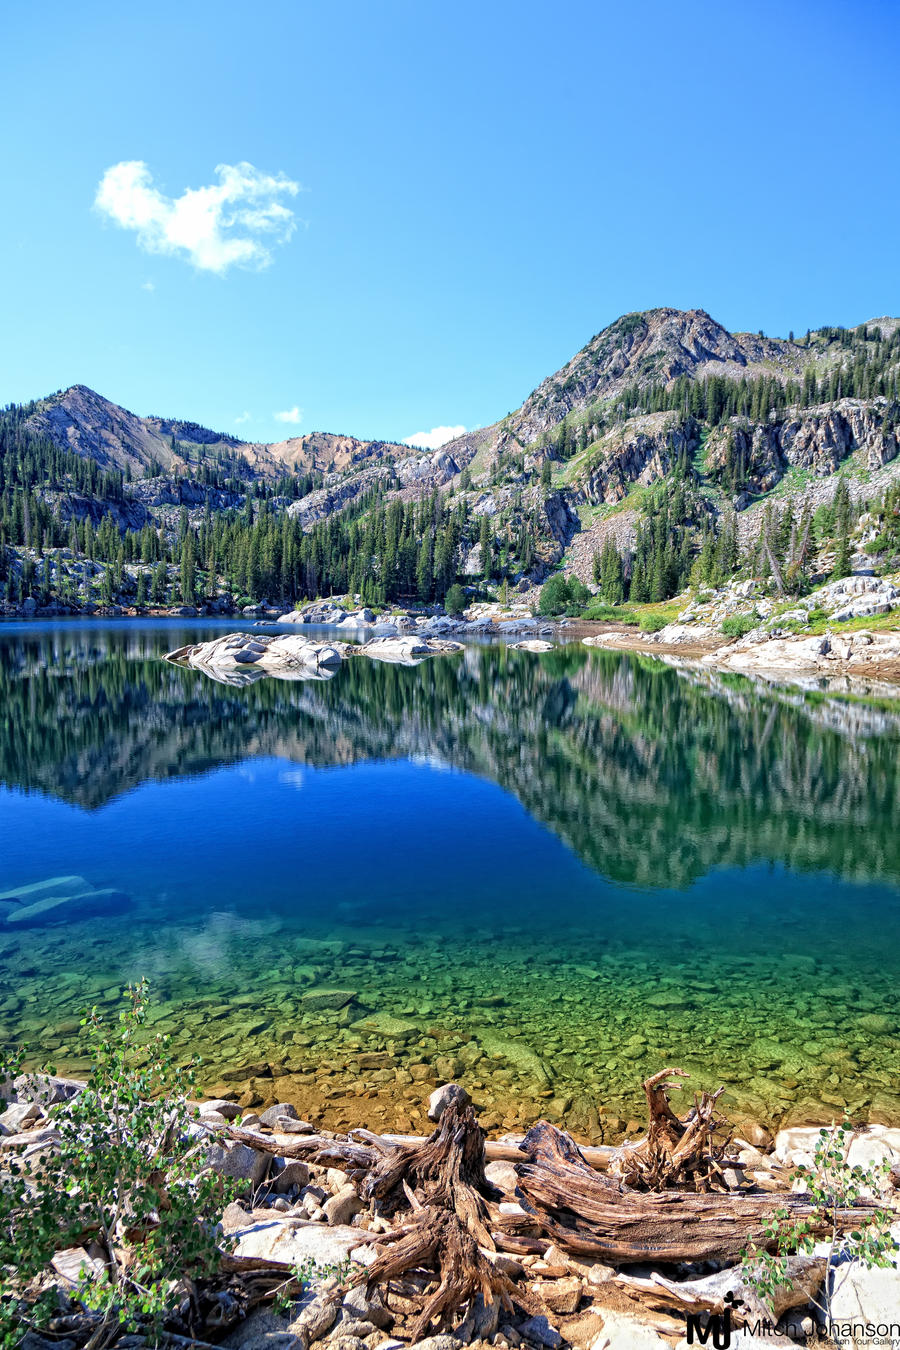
[
  {"xmin": 28, "ymin": 385, "xmax": 177, "ymax": 474},
  {"xmin": 510, "ymin": 308, "xmax": 805, "ymax": 445}
]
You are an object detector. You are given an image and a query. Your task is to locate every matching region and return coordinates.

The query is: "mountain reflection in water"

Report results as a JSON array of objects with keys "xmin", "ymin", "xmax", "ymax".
[{"xmin": 0, "ymin": 620, "xmax": 898, "ymax": 1138}]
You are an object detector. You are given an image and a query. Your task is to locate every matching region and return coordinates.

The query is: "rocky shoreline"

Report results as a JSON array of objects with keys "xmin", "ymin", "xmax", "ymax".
[
  {"xmin": 582, "ymin": 573, "xmax": 900, "ymax": 683},
  {"xmin": 9, "ymin": 582, "xmax": 900, "ymax": 688},
  {"xmin": 4, "ymin": 1069, "xmax": 900, "ymax": 1350}
]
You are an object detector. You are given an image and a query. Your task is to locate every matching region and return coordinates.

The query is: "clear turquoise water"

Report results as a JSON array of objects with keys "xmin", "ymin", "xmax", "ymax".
[{"xmin": 0, "ymin": 620, "xmax": 898, "ymax": 1140}]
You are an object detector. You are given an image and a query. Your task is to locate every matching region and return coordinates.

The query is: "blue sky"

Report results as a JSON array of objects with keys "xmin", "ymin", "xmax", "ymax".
[{"xmin": 2, "ymin": 0, "xmax": 898, "ymax": 448}]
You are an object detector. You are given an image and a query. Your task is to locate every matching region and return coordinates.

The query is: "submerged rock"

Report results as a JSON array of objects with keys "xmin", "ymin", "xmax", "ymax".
[
  {"xmin": 0, "ymin": 875, "xmax": 90, "ymax": 906},
  {"xmin": 352, "ymin": 1012, "xmax": 420, "ymax": 1039},
  {"xmin": 0, "ymin": 876, "xmax": 131, "ymax": 928},
  {"xmin": 301, "ymin": 988, "xmax": 359, "ymax": 1011},
  {"xmin": 474, "ymin": 1028, "xmax": 552, "ymax": 1086},
  {"xmin": 5, "ymin": 887, "xmax": 130, "ymax": 927}
]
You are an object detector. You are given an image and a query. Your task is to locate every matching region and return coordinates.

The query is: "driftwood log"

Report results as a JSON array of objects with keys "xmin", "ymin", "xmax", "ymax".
[
  {"xmin": 218, "ymin": 1068, "xmax": 888, "ymax": 1334},
  {"xmin": 221, "ymin": 1123, "xmax": 615, "ymax": 1172},
  {"xmin": 512, "ymin": 1119, "xmax": 878, "ymax": 1262}
]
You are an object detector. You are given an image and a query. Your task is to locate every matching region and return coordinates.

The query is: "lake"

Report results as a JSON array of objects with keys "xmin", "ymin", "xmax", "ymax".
[{"xmin": 1, "ymin": 619, "xmax": 898, "ymax": 1142}]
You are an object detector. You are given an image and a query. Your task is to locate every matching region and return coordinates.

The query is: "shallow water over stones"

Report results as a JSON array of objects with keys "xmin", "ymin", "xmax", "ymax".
[{"xmin": 0, "ymin": 620, "xmax": 899, "ymax": 1140}]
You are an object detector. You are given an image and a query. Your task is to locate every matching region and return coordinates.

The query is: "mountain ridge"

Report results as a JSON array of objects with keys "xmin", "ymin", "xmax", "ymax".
[
  {"xmin": 22, "ymin": 383, "xmax": 418, "ymax": 483},
  {"xmin": 3, "ymin": 305, "xmax": 900, "ymax": 617},
  {"xmin": 19, "ymin": 306, "xmax": 900, "ymax": 486}
]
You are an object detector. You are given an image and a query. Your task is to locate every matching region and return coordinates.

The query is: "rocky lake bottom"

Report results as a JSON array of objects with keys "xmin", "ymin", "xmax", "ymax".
[{"xmin": 1, "ymin": 619, "xmax": 899, "ymax": 1141}]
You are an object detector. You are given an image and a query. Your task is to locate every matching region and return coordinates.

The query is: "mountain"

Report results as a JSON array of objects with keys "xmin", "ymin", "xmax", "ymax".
[
  {"xmin": 22, "ymin": 384, "xmax": 417, "ymax": 482},
  {"xmin": 495, "ymin": 308, "xmax": 803, "ymax": 444},
  {"xmin": 2, "ymin": 307, "xmax": 899, "ymax": 616},
  {"xmin": 442, "ymin": 307, "xmax": 900, "ymax": 475}
]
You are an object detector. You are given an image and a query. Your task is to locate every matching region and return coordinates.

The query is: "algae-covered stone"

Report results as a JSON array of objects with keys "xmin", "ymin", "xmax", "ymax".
[
  {"xmin": 351, "ymin": 1012, "xmax": 420, "ymax": 1038},
  {"xmin": 300, "ymin": 988, "xmax": 358, "ymax": 1011},
  {"xmin": 857, "ymin": 1012, "xmax": 894, "ymax": 1034},
  {"xmin": 473, "ymin": 1027, "xmax": 551, "ymax": 1085}
]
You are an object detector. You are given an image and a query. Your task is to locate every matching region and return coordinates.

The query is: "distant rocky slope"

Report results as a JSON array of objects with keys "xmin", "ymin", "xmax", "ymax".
[
  {"xmin": 5, "ymin": 307, "xmax": 900, "ymax": 616},
  {"xmin": 24, "ymin": 384, "xmax": 417, "ymax": 482}
]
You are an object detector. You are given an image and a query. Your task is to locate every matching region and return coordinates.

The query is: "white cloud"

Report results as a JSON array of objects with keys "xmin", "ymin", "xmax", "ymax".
[
  {"xmin": 95, "ymin": 160, "xmax": 300, "ymax": 274},
  {"xmin": 274, "ymin": 406, "xmax": 303, "ymax": 425},
  {"xmin": 140, "ymin": 279, "xmax": 155, "ymax": 292},
  {"xmin": 404, "ymin": 424, "xmax": 466, "ymax": 451},
  {"xmin": 234, "ymin": 411, "xmax": 251, "ymax": 425}
]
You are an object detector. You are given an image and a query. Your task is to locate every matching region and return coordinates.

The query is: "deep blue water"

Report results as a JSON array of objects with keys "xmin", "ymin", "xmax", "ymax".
[{"xmin": 0, "ymin": 619, "xmax": 898, "ymax": 1137}]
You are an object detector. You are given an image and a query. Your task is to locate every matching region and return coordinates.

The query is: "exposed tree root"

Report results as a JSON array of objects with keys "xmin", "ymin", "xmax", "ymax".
[
  {"xmin": 352, "ymin": 1206, "xmax": 536, "ymax": 1342},
  {"xmin": 360, "ymin": 1102, "xmax": 496, "ymax": 1247},
  {"xmin": 340, "ymin": 1104, "xmax": 540, "ymax": 1337}
]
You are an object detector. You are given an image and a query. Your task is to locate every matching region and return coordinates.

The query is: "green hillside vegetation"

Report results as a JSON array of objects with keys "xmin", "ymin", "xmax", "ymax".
[{"xmin": 2, "ymin": 313, "xmax": 900, "ymax": 615}]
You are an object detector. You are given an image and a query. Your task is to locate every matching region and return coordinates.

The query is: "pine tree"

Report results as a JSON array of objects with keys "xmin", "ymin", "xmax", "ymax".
[
  {"xmin": 599, "ymin": 537, "xmax": 624, "ymax": 604},
  {"xmin": 479, "ymin": 512, "xmax": 493, "ymax": 582},
  {"xmin": 832, "ymin": 478, "xmax": 852, "ymax": 579},
  {"xmin": 180, "ymin": 532, "xmax": 197, "ymax": 605}
]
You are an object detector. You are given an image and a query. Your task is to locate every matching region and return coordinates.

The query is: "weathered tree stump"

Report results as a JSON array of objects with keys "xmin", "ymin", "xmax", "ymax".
[
  {"xmin": 608, "ymin": 1067, "xmax": 733, "ymax": 1190},
  {"xmin": 360, "ymin": 1101, "xmax": 495, "ymax": 1247}
]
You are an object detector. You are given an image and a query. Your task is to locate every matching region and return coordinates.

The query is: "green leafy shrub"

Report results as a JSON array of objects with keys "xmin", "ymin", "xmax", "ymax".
[
  {"xmin": 538, "ymin": 573, "xmax": 571, "ymax": 615},
  {"xmin": 721, "ymin": 613, "xmax": 756, "ymax": 638},
  {"xmin": 639, "ymin": 612, "xmax": 670, "ymax": 633},
  {"xmin": 565, "ymin": 578, "xmax": 591, "ymax": 614},
  {"xmin": 0, "ymin": 981, "xmax": 235, "ymax": 1346},
  {"xmin": 742, "ymin": 1120, "xmax": 897, "ymax": 1325},
  {"xmin": 582, "ymin": 602, "xmax": 627, "ymax": 622}
]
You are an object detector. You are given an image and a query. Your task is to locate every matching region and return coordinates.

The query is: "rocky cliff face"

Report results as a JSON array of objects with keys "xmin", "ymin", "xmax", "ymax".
[
  {"xmin": 254, "ymin": 431, "xmax": 411, "ymax": 477},
  {"xmin": 577, "ymin": 412, "xmax": 698, "ymax": 506},
  {"xmin": 706, "ymin": 398, "xmax": 899, "ymax": 497}
]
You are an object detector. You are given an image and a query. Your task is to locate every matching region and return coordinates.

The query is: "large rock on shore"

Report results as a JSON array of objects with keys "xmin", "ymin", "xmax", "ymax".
[
  {"xmin": 829, "ymin": 1247, "xmax": 900, "ymax": 1350},
  {"xmin": 710, "ymin": 628, "xmax": 900, "ymax": 675},
  {"xmin": 231, "ymin": 1217, "xmax": 373, "ymax": 1268}
]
